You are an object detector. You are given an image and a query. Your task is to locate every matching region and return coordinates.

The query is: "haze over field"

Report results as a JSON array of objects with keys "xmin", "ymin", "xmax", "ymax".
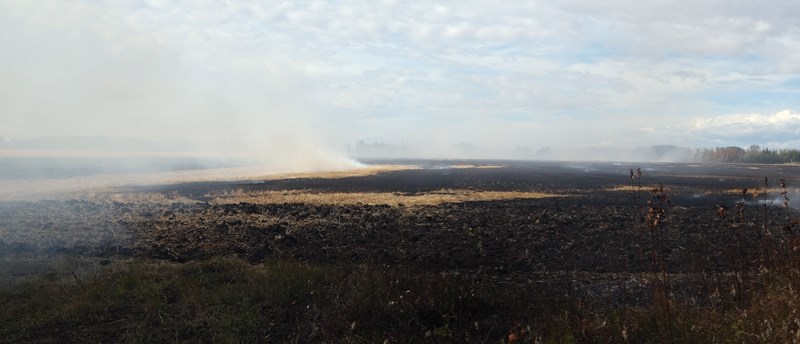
[{"xmin": 2, "ymin": 1, "xmax": 800, "ymax": 164}]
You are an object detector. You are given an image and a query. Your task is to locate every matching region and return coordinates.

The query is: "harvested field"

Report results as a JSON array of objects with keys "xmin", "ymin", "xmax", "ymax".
[{"xmin": 3, "ymin": 159, "xmax": 800, "ymax": 342}]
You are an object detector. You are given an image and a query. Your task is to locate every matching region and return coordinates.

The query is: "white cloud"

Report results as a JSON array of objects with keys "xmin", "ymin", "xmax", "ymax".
[
  {"xmin": 624, "ymin": 109, "xmax": 800, "ymax": 149},
  {"xmin": 690, "ymin": 110, "xmax": 800, "ymax": 134},
  {"xmin": 1, "ymin": 0, "xmax": 799, "ymax": 158}
]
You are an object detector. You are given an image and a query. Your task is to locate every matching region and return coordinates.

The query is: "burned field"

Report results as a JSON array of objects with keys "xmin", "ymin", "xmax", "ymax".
[{"xmin": 3, "ymin": 160, "xmax": 800, "ymax": 342}]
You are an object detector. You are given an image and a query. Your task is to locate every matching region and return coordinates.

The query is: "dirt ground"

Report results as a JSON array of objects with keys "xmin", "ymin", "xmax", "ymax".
[{"xmin": 2, "ymin": 160, "xmax": 800, "ymax": 304}]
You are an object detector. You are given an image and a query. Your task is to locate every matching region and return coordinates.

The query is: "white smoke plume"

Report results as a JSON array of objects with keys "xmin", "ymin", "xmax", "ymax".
[{"xmin": 0, "ymin": 1, "xmax": 359, "ymax": 178}]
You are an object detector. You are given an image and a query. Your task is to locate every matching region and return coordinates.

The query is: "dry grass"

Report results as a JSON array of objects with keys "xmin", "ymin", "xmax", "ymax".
[
  {"xmin": 210, "ymin": 189, "xmax": 558, "ymax": 206},
  {"xmin": 259, "ymin": 164, "xmax": 420, "ymax": 181},
  {"xmin": 606, "ymin": 185, "xmax": 664, "ymax": 192},
  {"xmin": 0, "ymin": 165, "xmax": 418, "ymax": 202},
  {"xmin": 0, "ymin": 258, "xmax": 595, "ymax": 343}
]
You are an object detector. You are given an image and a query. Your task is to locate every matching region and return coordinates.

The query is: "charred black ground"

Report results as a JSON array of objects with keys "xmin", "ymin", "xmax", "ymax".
[
  {"xmin": 2, "ymin": 160, "xmax": 800, "ymax": 342},
  {"xmin": 3, "ymin": 160, "xmax": 797, "ymax": 271}
]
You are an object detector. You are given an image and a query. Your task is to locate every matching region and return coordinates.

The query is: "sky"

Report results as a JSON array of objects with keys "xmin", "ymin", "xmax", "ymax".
[{"xmin": 2, "ymin": 0, "xmax": 800, "ymax": 162}]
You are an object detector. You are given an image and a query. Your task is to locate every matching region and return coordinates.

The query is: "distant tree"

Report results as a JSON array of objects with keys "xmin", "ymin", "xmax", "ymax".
[
  {"xmin": 721, "ymin": 146, "xmax": 745, "ymax": 163},
  {"xmin": 693, "ymin": 144, "xmax": 800, "ymax": 164}
]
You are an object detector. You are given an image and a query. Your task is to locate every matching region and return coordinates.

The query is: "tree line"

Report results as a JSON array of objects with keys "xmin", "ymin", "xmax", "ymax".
[{"xmin": 692, "ymin": 145, "xmax": 800, "ymax": 164}]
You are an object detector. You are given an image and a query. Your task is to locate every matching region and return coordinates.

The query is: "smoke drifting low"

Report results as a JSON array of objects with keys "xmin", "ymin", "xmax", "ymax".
[
  {"xmin": 349, "ymin": 142, "xmax": 695, "ymax": 163},
  {"xmin": 0, "ymin": 2, "xmax": 359, "ymax": 181},
  {"xmin": 4, "ymin": 1, "xmax": 797, "ymax": 186}
]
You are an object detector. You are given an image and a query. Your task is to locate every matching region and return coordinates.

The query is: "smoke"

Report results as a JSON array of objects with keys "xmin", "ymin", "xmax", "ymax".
[
  {"xmin": 349, "ymin": 142, "xmax": 695, "ymax": 162},
  {"xmin": 3, "ymin": 2, "xmax": 795, "ymax": 173},
  {"xmin": 740, "ymin": 192, "xmax": 800, "ymax": 210},
  {"xmin": 0, "ymin": 1, "xmax": 359, "ymax": 183}
]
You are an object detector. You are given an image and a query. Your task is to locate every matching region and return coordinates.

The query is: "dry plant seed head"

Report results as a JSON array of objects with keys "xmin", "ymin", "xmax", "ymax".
[
  {"xmin": 717, "ymin": 205, "xmax": 727, "ymax": 221},
  {"xmin": 742, "ymin": 188, "xmax": 748, "ymax": 197},
  {"xmin": 651, "ymin": 208, "xmax": 665, "ymax": 226},
  {"xmin": 637, "ymin": 168, "xmax": 642, "ymax": 178},
  {"xmin": 646, "ymin": 208, "xmax": 658, "ymax": 228},
  {"xmin": 781, "ymin": 178, "xmax": 790, "ymax": 209},
  {"xmin": 735, "ymin": 201, "xmax": 745, "ymax": 222},
  {"xmin": 630, "ymin": 168, "xmax": 635, "ymax": 180}
]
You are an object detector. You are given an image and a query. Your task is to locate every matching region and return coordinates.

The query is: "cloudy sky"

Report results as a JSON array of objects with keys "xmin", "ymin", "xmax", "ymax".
[{"xmin": 2, "ymin": 0, "xmax": 800, "ymax": 159}]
